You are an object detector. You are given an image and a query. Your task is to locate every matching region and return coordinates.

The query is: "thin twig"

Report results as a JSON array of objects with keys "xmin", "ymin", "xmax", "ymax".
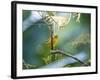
[
  {"xmin": 50, "ymin": 25, "xmax": 54, "ymax": 50},
  {"xmin": 51, "ymin": 50, "xmax": 88, "ymax": 66}
]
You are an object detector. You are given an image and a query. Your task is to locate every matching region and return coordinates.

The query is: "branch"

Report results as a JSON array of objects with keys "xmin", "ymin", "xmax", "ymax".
[{"xmin": 51, "ymin": 50, "xmax": 88, "ymax": 66}]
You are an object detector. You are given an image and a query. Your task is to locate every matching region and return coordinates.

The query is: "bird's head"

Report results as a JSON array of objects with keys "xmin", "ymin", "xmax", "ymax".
[{"xmin": 54, "ymin": 35, "xmax": 58, "ymax": 39}]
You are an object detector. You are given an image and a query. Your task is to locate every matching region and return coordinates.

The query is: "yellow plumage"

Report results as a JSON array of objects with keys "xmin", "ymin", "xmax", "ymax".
[{"xmin": 47, "ymin": 35, "xmax": 58, "ymax": 48}]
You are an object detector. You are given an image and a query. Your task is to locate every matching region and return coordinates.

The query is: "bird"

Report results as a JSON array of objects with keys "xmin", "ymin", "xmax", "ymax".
[{"xmin": 46, "ymin": 35, "xmax": 58, "ymax": 48}]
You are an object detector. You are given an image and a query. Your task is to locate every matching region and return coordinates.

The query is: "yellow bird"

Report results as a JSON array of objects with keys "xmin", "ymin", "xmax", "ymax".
[{"xmin": 46, "ymin": 35, "xmax": 58, "ymax": 48}]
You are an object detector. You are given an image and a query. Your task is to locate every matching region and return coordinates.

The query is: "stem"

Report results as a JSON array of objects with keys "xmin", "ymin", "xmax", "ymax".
[
  {"xmin": 50, "ymin": 25, "xmax": 54, "ymax": 50},
  {"xmin": 51, "ymin": 50, "xmax": 88, "ymax": 66},
  {"xmin": 50, "ymin": 24, "xmax": 57, "ymax": 61}
]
